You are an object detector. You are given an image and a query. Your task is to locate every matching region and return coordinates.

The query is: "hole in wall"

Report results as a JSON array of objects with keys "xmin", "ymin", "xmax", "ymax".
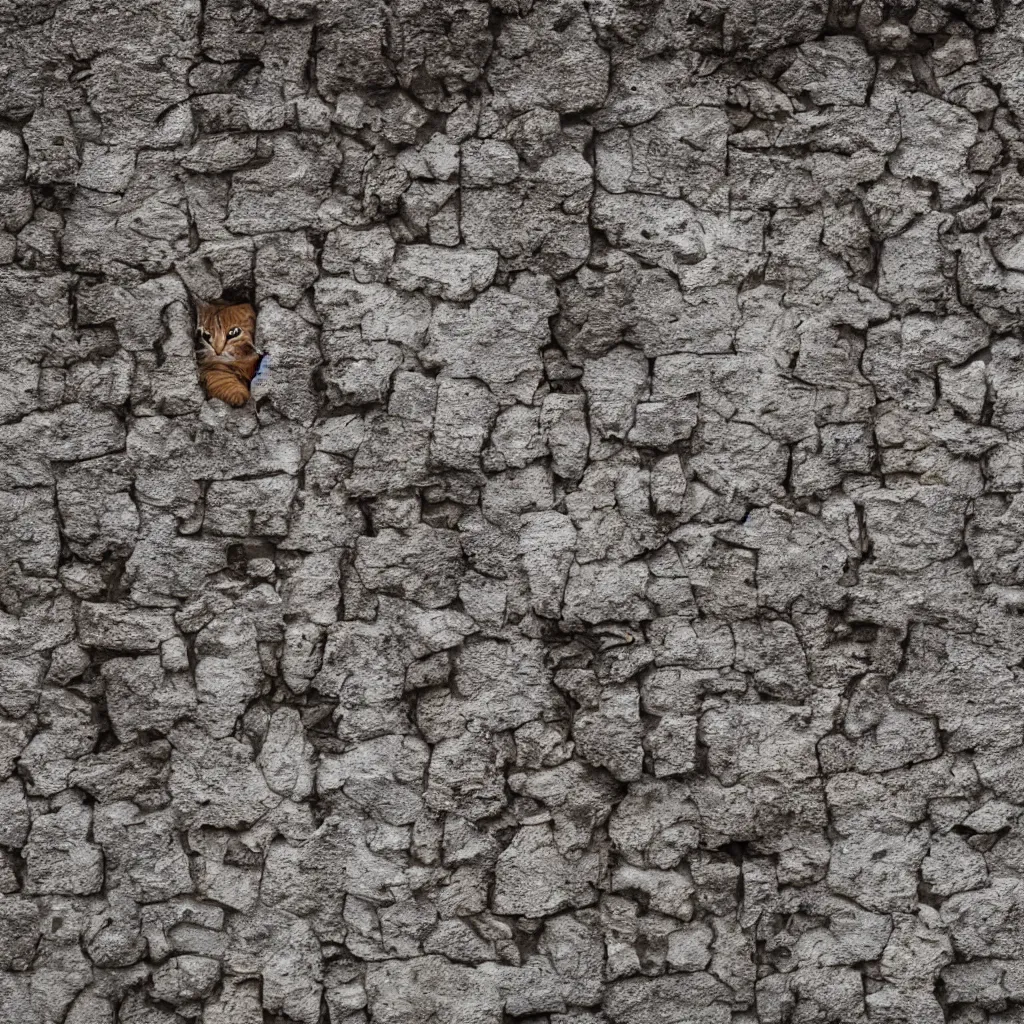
[{"xmin": 191, "ymin": 289, "xmax": 266, "ymax": 409}]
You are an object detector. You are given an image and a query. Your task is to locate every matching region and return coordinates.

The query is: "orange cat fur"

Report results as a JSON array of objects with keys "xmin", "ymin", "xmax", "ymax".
[{"xmin": 194, "ymin": 300, "xmax": 262, "ymax": 407}]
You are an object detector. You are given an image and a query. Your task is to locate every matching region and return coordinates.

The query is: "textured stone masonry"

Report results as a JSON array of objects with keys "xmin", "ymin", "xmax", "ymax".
[{"xmin": 2, "ymin": 0, "xmax": 1024, "ymax": 1021}]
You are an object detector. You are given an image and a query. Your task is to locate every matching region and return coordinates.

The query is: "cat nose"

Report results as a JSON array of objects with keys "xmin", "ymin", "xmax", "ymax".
[{"xmin": 213, "ymin": 338, "xmax": 226, "ymax": 354}]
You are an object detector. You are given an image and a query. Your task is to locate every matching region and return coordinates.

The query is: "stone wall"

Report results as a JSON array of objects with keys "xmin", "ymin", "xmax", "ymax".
[{"xmin": 1, "ymin": 0, "xmax": 1023, "ymax": 1021}]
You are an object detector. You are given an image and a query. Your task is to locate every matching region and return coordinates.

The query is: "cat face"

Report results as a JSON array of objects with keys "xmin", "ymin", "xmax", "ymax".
[{"xmin": 195, "ymin": 300, "xmax": 258, "ymax": 363}]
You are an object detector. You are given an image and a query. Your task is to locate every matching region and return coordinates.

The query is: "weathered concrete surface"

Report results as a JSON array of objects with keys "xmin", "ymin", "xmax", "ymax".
[{"xmin": 0, "ymin": 0, "xmax": 1021, "ymax": 1020}]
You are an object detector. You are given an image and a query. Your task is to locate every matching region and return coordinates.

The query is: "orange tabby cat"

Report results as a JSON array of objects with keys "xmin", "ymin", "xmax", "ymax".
[{"xmin": 194, "ymin": 300, "xmax": 262, "ymax": 407}]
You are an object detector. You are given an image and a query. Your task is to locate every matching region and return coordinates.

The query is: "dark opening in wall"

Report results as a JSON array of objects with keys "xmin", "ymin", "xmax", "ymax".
[{"xmin": 192, "ymin": 291, "xmax": 263, "ymax": 408}]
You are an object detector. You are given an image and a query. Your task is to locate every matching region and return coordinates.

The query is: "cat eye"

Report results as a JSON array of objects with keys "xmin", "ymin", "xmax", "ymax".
[
  {"xmin": 227, "ymin": 328, "xmax": 242, "ymax": 339},
  {"xmin": 196, "ymin": 330, "xmax": 210, "ymax": 343}
]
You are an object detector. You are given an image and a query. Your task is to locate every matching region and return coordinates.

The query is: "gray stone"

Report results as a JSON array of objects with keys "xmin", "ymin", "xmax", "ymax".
[
  {"xmin": 354, "ymin": 525, "xmax": 464, "ymax": 609},
  {"xmin": 78, "ymin": 604, "xmax": 177, "ymax": 651},
  {"xmin": 102, "ymin": 656, "xmax": 196, "ymax": 743},
  {"xmin": 573, "ymin": 685, "xmax": 644, "ymax": 782},
  {"xmin": 4, "ymin": 1, "xmax": 1023, "ymax": 1015},
  {"xmin": 23, "ymin": 798, "xmax": 103, "ymax": 895},
  {"xmin": 365, "ymin": 957, "xmax": 502, "ymax": 1024},
  {"xmin": 492, "ymin": 824, "xmax": 600, "ymax": 917},
  {"xmin": 389, "ymin": 245, "xmax": 498, "ymax": 301},
  {"xmin": 422, "ymin": 289, "xmax": 550, "ymax": 404}
]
